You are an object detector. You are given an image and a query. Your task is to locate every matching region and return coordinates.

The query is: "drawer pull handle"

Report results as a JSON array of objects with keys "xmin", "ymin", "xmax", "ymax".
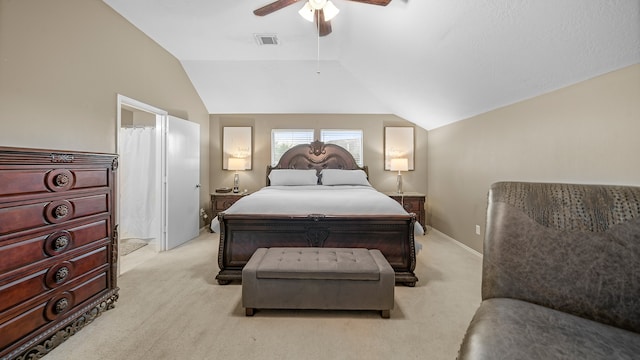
[
  {"xmin": 54, "ymin": 235, "xmax": 70, "ymax": 251},
  {"xmin": 45, "ymin": 292, "xmax": 73, "ymax": 320},
  {"xmin": 54, "ymin": 298, "xmax": 69, "ymax": 314},
  {"xmin": 54, "ymin": 204, "xmax": 69, "ymax": 218},
  {"xmin": 55, "ymin": 267, "xmax": 70, "ymax": 283},
  {"xmin": 46, "ymin": 169, "xmax": 74, "ymax": 192},
  {"xmin": 45, "ymin": 231, "xmax": 72, "ymax": 256},
  {"xmin": 55, "ymin": 173, "xmax": 70, "ymax": 187},
  {"xmin": 45, "ymin": 200, "xmax": 74, "ymax": 223},
  {"xmin": 45, "ymin": 261, "xmax": 73, "ymax": 288}
]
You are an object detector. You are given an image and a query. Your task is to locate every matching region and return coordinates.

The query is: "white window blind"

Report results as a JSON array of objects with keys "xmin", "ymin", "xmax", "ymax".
[
  {"xmin": 321, "ymin": 129, "xmax": 363, "ymax": 166},
  {"xmin": 271, "ymin": 129, "xmax": 314, "ymax": 166}
]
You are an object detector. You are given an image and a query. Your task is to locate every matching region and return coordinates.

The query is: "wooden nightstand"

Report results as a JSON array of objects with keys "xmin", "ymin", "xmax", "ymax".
[
  {"xmin": 385, "ymin": 192, "xmax": 426, "ymax": 228},
  {"xmin": 211, "ymin": 192, "xmax": 249, "ymax": 219}
]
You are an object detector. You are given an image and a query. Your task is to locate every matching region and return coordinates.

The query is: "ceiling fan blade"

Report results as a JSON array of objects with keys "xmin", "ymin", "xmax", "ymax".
[
  {"xmin": 346, "ymin": 0, "xmax": 391, "ymax": 5},
  {"xmin": 316, "ymin": 9, "xmax": 332, "ymax": 37},
  {"xmin": 254, "ymin": 0, "xmax": 302, "ymax": 16}
]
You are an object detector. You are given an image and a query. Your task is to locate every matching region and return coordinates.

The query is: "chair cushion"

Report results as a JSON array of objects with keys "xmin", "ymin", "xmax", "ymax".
[
  {"xmin": 483, "ymin": 182, "xmax": 640, "ymax": 332},
  {"xmin": 458, "ymin": 298, "xmax": 640, "ymax": 360},
  {"xmin": 255, "ymin": 247, "xmax": 380, "ymax": 281}
]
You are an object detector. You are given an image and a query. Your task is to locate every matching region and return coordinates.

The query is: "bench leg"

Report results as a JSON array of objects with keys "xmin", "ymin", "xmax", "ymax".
[
  {"xmin": 381, "ymin": 310, "xmax": 390, "ymax": 319},
  {"xmin": 245, "ymin": 308, "xmax": 255, "ymax": 316}
]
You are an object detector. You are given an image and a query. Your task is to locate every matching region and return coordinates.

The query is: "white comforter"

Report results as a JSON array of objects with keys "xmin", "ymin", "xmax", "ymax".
[{"xmin": 210, "ymin": 185, "xmax": 425, "ymax": 235}]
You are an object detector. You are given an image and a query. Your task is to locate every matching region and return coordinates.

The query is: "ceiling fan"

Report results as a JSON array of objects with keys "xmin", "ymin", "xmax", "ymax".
[{"xmin": 254, "ymin": 0, "xmax": 391, "ymax": 37}]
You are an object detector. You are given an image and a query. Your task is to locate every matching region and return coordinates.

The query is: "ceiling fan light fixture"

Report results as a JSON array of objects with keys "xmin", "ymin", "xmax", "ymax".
[
  {"xmin": 298, "ymin": 2, "xmax": 315, "ymax": 22},
  {"xmin": 323, "ymin": 1, "xmax": 340, "ymax": 21},
  {"xmin": 308, "ymin": 0, "xmax": 328, "ymax": 10},
  {"xmin": 298, "ymin": 0, "xmax": 339, "ymax": 23}
]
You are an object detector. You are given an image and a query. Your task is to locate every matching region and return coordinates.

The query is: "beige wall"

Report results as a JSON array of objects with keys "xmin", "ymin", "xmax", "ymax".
[
  {"xmin": 209, "ymin": 114, "xmax": 428, "ymax": 199},
  {"xmin": 0, "ymin": 0, "xmax": 210, "ymax": 210},
  {"xmin": 428, "ymin": 64, "xmax": 640, "ymax": 252},
  {"xmin": 4, "ymin": 1, "xmax": 637, "ymax": 251}
]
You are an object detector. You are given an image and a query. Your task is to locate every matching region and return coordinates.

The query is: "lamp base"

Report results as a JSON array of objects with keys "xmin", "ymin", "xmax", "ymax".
[
  {"xmin": 396, "ymin": 173, "xmax": 403, "ymax": 194},
  {"xmin": 233, "ymin": 173, "xmax": 239, "ymax": 193}
]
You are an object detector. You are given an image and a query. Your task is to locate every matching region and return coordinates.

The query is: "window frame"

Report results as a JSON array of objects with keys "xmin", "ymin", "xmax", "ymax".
[
  {"xmin": 270, "ymin": 129, "xmax": 315, "ymax": 166},
  {"xmin": 320, "ymin": 129, "xmax": 364, "ymax": 167}
]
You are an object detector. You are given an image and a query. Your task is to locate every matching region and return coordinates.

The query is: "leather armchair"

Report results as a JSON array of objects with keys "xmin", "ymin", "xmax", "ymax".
[{"xmin": 458, "ymin": 182, "xmax": 640, "ymax": 360}]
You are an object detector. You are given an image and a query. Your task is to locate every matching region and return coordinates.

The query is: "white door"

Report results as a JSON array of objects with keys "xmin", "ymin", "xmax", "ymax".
[{"xmin": 165, "ymin": 116, "xmax": 200, "ymax": 250}]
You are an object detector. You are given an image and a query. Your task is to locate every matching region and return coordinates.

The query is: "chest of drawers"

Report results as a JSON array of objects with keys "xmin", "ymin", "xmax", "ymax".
[{"xmin": 0, "ymin": 147, "xmax": 119, "ymax": 359}]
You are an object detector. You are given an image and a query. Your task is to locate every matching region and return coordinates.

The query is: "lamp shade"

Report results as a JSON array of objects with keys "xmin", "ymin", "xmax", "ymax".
[
  {"xmin": 323, "ymin": 1, "xmax": 339, "ymax": 21},
  {"xmin": 390, "ymin": 158, "xmax": 409, "ymax": 172},
  {"xmin": 227, "ymin": 157, "xmax": 246, "ymax": 171},
  {"xmin": 298, "ymin": 2, "xmax": 315, "ymax": 22}
]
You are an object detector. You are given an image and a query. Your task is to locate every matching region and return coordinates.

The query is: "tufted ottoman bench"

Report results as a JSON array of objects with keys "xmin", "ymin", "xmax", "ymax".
[{"xmin": 242, "ymin": 247, "xmax": 395, "ymax": 318}]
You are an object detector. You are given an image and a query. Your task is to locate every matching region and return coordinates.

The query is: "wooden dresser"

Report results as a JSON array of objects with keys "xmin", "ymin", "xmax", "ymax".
[{"xmin": 0, "ymin": 147, "xmax": 119, "ymax": 360}]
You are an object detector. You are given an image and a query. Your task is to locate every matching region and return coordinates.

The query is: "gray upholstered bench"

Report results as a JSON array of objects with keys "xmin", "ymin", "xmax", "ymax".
[{"xmin": 242, "ymin": 247, "xmax": 395, "ymax": 318}]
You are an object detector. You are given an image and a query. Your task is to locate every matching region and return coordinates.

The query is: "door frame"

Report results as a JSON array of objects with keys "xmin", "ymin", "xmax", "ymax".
[{"xmin": 116, "ymin": 95, "xmax": 168, "ymax": 270}]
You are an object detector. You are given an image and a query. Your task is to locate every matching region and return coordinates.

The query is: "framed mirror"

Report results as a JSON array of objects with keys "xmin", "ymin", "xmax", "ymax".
[
  {"xmin": 384, "ymin": 127, "xmax": 414, "ymax": 170},
  {"xmin": 222, "ymin": 126, "xmax": 252, "ymax": 170}
]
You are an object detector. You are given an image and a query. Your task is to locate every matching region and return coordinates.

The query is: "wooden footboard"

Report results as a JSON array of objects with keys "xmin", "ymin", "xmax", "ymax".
[{"xmin": 216, "ymin": 213, "xmax": 418, "ymax": 286}]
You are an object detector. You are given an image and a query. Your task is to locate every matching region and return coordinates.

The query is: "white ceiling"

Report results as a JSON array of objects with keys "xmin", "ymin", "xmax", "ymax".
[{"xmin": 103, "ymin": 0, "xmax": 640, "ymax": 130}]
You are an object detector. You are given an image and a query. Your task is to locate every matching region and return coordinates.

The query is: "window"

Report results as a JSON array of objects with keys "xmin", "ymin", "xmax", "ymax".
[
  {"xmin": 321, "ymin": 129, "xmax": 363, "ymax": 166},
  {"xmin": 271, "ymin": 129, "xmax": 314, "ymax": 166}
]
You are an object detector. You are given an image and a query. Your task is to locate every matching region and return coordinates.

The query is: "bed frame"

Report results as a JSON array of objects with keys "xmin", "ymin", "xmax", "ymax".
[{"xmin": 216, "ymin": 140, "xmax": 418, "ymax": 286}]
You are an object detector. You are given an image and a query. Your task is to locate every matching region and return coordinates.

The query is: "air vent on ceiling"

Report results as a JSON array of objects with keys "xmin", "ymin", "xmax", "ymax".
[{"xmin": 255, "ymin": 34, "xmax": 279, "ymax": 46}]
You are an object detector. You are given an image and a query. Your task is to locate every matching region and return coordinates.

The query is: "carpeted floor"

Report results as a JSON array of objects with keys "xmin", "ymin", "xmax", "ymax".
[
  {"xmin": 45, "ymin": 230, "xmax": 482, "ymax": 360},
  {"xmin": 119, "ymin": 238, "xmax": 149, "ymax": 256}
]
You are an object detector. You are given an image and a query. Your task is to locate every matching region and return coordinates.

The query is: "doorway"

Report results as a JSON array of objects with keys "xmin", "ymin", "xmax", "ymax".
[
  {"xmin": 115, "ymin": 95, "xmax": 202, "ymax": 275},
  {"xmin": 116, "ymin": 95, "xmax": 166, "ymax": 274}
]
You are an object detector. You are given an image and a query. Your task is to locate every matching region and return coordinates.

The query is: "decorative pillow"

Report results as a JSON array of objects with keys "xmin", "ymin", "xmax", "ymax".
[
  {"xmin": 268, "ymin": 169, "xmax": 318, "ymax": 186},
  {"xmin": 320, "ymin": 169, "xmax": 370, "ymax": 186}
]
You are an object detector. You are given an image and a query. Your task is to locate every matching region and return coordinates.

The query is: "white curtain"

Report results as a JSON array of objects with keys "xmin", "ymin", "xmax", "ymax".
[{"xmin": 120, "ymin": 127, "xmax": 157, "ymax": 240}]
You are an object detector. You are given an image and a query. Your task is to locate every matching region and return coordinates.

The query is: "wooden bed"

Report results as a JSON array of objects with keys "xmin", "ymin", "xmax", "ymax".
[{"xmin": 215, "ymin": 140, "xmax": 418, "ymax": 286}]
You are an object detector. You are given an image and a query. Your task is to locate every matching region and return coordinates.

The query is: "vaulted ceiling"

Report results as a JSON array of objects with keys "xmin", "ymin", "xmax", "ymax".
[{"xmin": 103, "ymin": 0, "xmax": 640, "ymax": 130}]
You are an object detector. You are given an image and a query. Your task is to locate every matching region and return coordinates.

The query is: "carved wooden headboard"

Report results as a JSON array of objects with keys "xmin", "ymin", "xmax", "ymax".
[{"xmin": 266, "ymin": 140, "xmax": 368, "ymax": 185}]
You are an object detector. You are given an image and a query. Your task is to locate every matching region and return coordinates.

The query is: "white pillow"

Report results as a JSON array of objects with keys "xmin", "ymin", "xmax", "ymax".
[
  {"xmin": 320, "ymin": 169, "xmax": 370, "ymax": 186},
  {"xmin": 268, "ymin": 169, "xmax": 318, "ymax": 186}
]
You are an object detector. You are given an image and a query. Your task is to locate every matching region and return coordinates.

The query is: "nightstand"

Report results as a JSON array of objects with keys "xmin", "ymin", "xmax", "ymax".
[
  {"xmin": 385, "ymin": 192, "xmax": 426, "ymax": 228},
  {"xmin": 211, "ymin": 192, "xmax": 249, "ymax": 219}
]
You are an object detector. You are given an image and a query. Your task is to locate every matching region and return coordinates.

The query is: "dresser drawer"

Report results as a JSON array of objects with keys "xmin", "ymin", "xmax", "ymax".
[
  {"xmin": 0, "ymin": 246, "xmax": 109, "ymax": 313},
  {"xmin": 0, "ymin": 168, "xmax": 109, "ymax": 198},
  {"xmin": 0, "ymin": 219, "xmax": 109, "ymax": 275},
  {"xmin": 214, "ymin": 197, "xmax": 238, "ymax": 211},
  {"xmin": 211, "ymin": 193, "xmax": 248, "ymax": 219},
  {"xmin": 0, "ymin": 271, "xmax": 109, "ymax": 350},
  {"xmin": 400, "ymin": 198, "xmax": 422, "ymax": 213},
  {"xmin": 386, "ymin": 192, "xmax": 426, "ymax": 228},
  {"xmin": 0, "ymin": 193, "xmax": 109, "ymax": 236}
]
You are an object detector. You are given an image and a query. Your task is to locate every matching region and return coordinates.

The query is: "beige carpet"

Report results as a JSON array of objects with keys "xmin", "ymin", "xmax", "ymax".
[
  {"xmin": 119, "ymin": 238, "xmax": 148, "ymax": 256},
  {"xmin": 45, "ymin": 230, "xmax": 482, "ymax": 360}
]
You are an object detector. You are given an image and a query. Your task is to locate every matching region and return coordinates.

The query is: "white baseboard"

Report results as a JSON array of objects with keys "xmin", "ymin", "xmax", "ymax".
[{"xmin": 431, "ymin": 228, "xmax": 483, "ymax": 258}]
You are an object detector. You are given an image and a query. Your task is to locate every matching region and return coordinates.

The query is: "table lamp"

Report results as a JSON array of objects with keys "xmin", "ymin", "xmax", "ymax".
[
  {"xmin": 390, "ymin": 158, "xmax": 409, "ymax": 194},
  {"xmin": 227, "ymin": 157, "xmax": 246, "ymax": 193}
]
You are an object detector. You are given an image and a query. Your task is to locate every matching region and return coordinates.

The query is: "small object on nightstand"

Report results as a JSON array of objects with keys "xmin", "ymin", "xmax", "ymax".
[{"xmin": 215, "ymin": 187, "xmax": 232, "ymax": 193}]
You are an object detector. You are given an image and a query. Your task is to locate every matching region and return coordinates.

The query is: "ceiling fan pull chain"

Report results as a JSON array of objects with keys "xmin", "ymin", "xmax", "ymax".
[{"xmin": 316, "ymin": 9, "xmax": 321, "ymax": 74}]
